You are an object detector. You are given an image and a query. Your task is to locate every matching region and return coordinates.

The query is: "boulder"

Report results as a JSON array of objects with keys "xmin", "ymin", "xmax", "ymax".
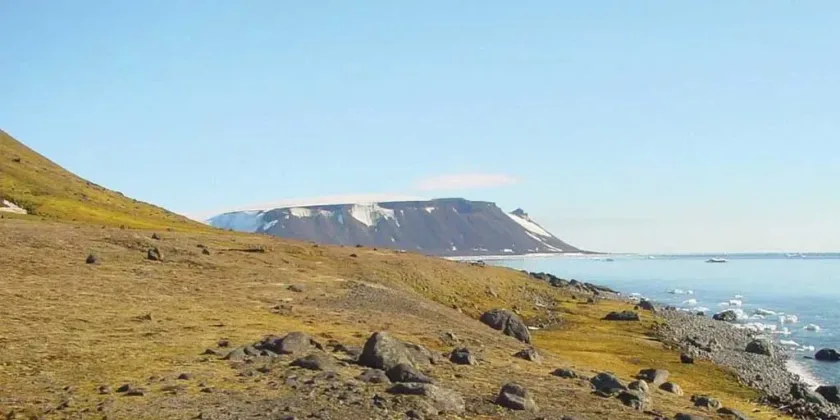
[
  {"xmin": 147, "ymin": 247, "xmax": 163, "ymax": 261},
  {"xmin": 638, "ymin": 299, "xmax": 656, "ymax": 311},
  {"xmin": 387, "ymin": 383, "xmax": 465, "ymax": 415},
  {"xmin": 815, "ymin": 348, "xmax": 840, "ymax": 362},
  {"xmin": 617, "ymin": 389, "xmax": 651, "ymax": 410},
  {"xmin": 680, "ymin": 353, "xmax": 695, "ymax": 364},
  {"xmin": 659, "ymin": 382, "xmax": 684, "ymax": 396},
  {"xmin": 449, "ymin": 348, "xmax": 476, "ymax": 366},
  {"xmin": 255, "ymin": 332, "xmax": 322, "ymax": 355},
  {"xmin": 356, "ymin": 369, "xmax": 391, "ymax": 384},
  {"xmin": 359, "ymin": 332, "xmax": 423, "ymax": 370},
  {"xmin": 290, "ymin": 353, "xmax": 335, "ymax": 371},
  {"xmin": 791, "ymin": 383, "xmax": 827, "ymax": 406},
  {"xmin": 590, "ymin": 372, "xmax": 626, "ymax": 393},
  {"xmin": 386, "ymin": 363, "xmax": 433, "ymax": 384},
  {"xmin": 513, "ymin": 348, "xmax": 541, "ymax": 363},
  {"xmin": 717, "ymin": 407, "xmax": 749, "ymax": 419},
  {"xmin": 816, "ymin": 385, "xmax": 840, "ymax": 404},
  {"xmin": 628, "ymin": 380, "xmax": 649, "ymax": 393},
  {"xmin": 495, "ymin": 383, "xmax": 538, "ymax": 412},
  {"xmin": 479, "ymin": 309, "xmax": 532, "ymax": 343},
  {"xmin": 713, "ymin": 310, "xmax": 738, "ymax": 322},
  {"xmin": 551, "ymin": 368, "xmax": 579, "ymax": 379},
  {"xmin": 745, "ymin": 339, "xmax": 774, "ymax": 356},
  {"xmin": 637, "ymin": 369, "xmax": 670, "ymax": 385},
  {"xmin": 691, "ymin": 395, "xmax": 722, "ymax": 410},
  {"xmin": 604, "ymin": 311, "xmax": 640, "ymax": 321}
]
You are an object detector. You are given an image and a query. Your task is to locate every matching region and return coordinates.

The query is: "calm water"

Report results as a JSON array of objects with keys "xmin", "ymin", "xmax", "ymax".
[{"xmin": 493, "ymin": 253, "xmax": 840, "ymax": 385}]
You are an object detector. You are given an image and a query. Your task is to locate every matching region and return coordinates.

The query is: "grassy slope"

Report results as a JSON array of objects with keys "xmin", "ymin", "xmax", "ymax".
[
  {"xmin": 0, "ymin": 129, "xmax": 205, "ymax": 231},
  {"xmin": 0, "ymin": 132, "xmax": 785, "ymax": 419}
]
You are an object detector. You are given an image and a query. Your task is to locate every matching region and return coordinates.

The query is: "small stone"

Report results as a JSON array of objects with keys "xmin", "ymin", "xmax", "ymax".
[
  {"xmin": 386, "ymin": 363, "xmax": 433, "ymax": 383},
  {"xmin": 604, "ymin": 311, "xmax": 640, "ymax": 321},
  {"xmin": 387, "ymin": 383, "xmax": 465, "ymax": 414},
  {"xmin": 551, "ymin": 368, "xmax": 579, "ymax": 379},
  {"xmin": 217, "ymin": 339, "xmax": 230, "ymax": 348},
  {"xmin": 290, "ymin": 353, "xmax": 335, "ymax": 371},
  {"xmin": 115, "ymin": 384, "xmax": 131, "ymax": 393},
  {"xmin": 638, "ymin": 299, "xmax": 656, "ymax": 311},
  {"xmin": 637, "ymin": 369, "xmax": 669, "ymax": 385},
  {"xmin": 357, "ymin": 369, "xmax": 391, "ymax": 384},
  {"xmin": 513, "ymin": 348, "xmax": 541, "ymax": 363},
  {"xmin": 691, "ymin": 394, "xmax": 722, "ymax": 410},
  {"xmin": 288, "ymin": 284, "xmax": 305, "ymax": 293},
  {"xmin": 617, "ymin": 389, "xmax": 650, "ymax": 410},
  {"xmin": 659, "ymin": 382, "xmax": 683, "ymax": 396},
  {"xmin": 86, "ymin": 254, "xmax": 98, "ymax": 264},
  {"xmin": 151, "ymin": 233, "xmax": 161, "ymax": 240},
  {"xmin": 590, "ymin": 372, "xmax": 626, "ymax": 393},
  {"xmin": 177, "ymin": 373, "xmax": 192, "ymax": 380},
  {"xmin": 202, "ymin": 248, "xmax": 211, "ymax": 255},
  {"xmin": 449, "ymin": 348, "xmax": 476, "ymax": 365},
  {"xmin": 98, "ymin": 385, "xmax": 112, "ymax": 394},
  {"xmin": 628, "ymin": 380, "xmax": 649, "ymax": 393},
  {"xmin": 147, "ymin": 247, "xmax": 163, "ymax": 261},
  {"xmin": 680, "ymin": 353, "xmax": 694, "ymax": 364},
  {"xmin": 495, "ymin": 383, "xmax": 538, "ymax": 412},
  {"xmin": 125, "ymin": 388, "xmax": 146, "ymax": 397},
  {"xmin": 717, "ymin": 407, "xmax": 748, "ymax": 419},
  {"xmin": 349, "ymin": 253, "xmax": 358, "ymax": 258}
]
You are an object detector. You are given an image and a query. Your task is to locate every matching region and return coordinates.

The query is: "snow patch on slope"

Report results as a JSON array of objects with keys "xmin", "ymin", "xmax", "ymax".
[
  {"xmin": 350, "ymin": 203, "xmax": 395, "ymax": 227},
  {"xmin": 262, "ymin": 220, "xmax": 278, "ymax": 230},
  {"xmin": 0, "ymin": 199, "xmax": 27, "ymax": 215},
  {"xmin": 289, "ymin": 207, "xmax": 313, "ymax": 218},
  {"xmin": 207, "ymin": 210, "xmax": 264, "ymax": 232},
  {"xmin": 424, "ymin": 206, "xmax": 435, "ymax": 213},
  {"xmin": 507, "ymin": 212, "xmax": 552, "ymax": 237}
]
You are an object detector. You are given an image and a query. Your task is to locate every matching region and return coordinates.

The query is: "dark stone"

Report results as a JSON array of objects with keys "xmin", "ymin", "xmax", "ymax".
[
  {"xmin": 85, "ymin": 254, "xmax": 98, "ymax": 264},
  {"xmin": 177, "ymin": 373, "xmax": 192, "ymax": 380},
  {"xmin": 628, "ymin": 380, "xmax": 649, "ymax": 393},
  {"xmin": 691, "ymin": 395, "xmax": 722, "ymax": 410},
  {"xmin": 590, "ymin": 372, "xmax": 626, "ymax": 393},
  {"xmin": 513, "ymin": 347, "xmax": 541, "ymax": 363},
  {"xmin": 815, "ymin": 348, "xmax": 840, "ymax": 362},
  {"xmin": 675, "ymin": 414, "xmax": 707, "ymax": 420},
  {"xmin": 147, "ymin": 247, "xmax": 163, "ymax": 261},
  {"xmin": 659, "ymin": 382, "xmax": 684, "ymax": 396},
  {"xmin": 816, "ymin": 385, "xmax": 840, "ymax": 404},
  {"xmin": 115, "ymin": 384, "xmax": 131, "ymax": 393},
  {"xmin": 387, "ymin": 383, "xmax": 465, "ymax": 414},
  {"xmin": 617, "ymin": 389, "xmax": 650, "ymax": 410},
  {"xmin": 604, "ymin": 311, "xmax": 640, "ymax": 321},
  {"xmin": 551, "ymin": 368, "xmax": 578, "ymax": 379},
  {"xmin": 202, "ymin": 248, "xmax": 211, "ymax": 255},
  {"xmin": 357, "ymin": 369, "xmax": 391, "ymax": 384},
  {"xmin": 255, "ymin": 332, "xmax": 323, "ymax": 355},
  {"xmin": 638, "ymin": 299, "xmax": 656, "ymax": 311},
  {"xmin": 349, "ymin": 253, "xmax": 358, "ymax": 258},
  {"xmin": 124, "ymin": 388, "xmax": 146, "ymax": 397},
  {"xmin": 637, "ymin": 369, "xmax": 669, "ymax": 385},
  {"xmin": 791, "ymin": 383, "xmax": 827, "ymax": 405},
  {"xmin": 479, "ymin": 309, "xmax": 532, "ymax": 343},
  {"xmin": 717, "ymin": 407, "xmax": 748, "ymax": 419},
  {"xmin": 713, "ymin": 310, "xmax": 738, "ymax": 322},
  {"xmin": 223, "ymin": 347, "xmax": 247, "ymax": 361},
  {"xmin": 680, "ymin": 353, "xmax": 694, "ymax": 364},
  {"xmin": 386, "ymin": 363, "xmax": 433, "ymax": 383},
  {"xmin": 449, "ymin": 348, "xmax": 476, "ymax": 365},
  {"xmin": 98, "ymin": 385, "xmax": 112, "ymax": 395},
  {"xmin": 217, "ymin": 339, "xmax": 230, "ymax": 348},
  {"xmin": 359, "ymin": 332, "xmax": 425, "ymax": 370},
  {"xmin": 290, "ymin": 353, "xmax": 335, "ymax": 371},
  {"xmin": 151, "ymin": 233, "xmax": 161, "ymax": 240},
  {"xmin": 745, "ymin": 339, "xmax": 773, "ymax": 356},
  {"xmin": 495, "ymin": 383, "xmax": 538, "ymax": 412},
  {"xmin": 287, "ymin": 284, "xmax": 305, "ymax": 293}
]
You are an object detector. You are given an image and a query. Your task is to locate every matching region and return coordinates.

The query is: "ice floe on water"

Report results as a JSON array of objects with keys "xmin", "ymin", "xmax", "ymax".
[
  {"xmin": 804, "ymin": 324, "xmax": 821, "ymax": 332},
  {"xmin": 668, "ymin": 288, "xmax": 691, "ymax": 295},
  {"xmin": 682, "ymin": 299, "xmax": 698, "ymax": 306},
  {"xmin": 780, "ymin": 339, "xmax": 800, "ymax": 347},
  {"xmin": 780, "ymin": 314, "xmax": 799, "ymax": 324},
  {"xmin": 729, "ymin": 299, "xmax": 743, "ymax": 307},
  {"xmin": 754, "ymin": 308, "xmax": 777, "ymax": 316}
]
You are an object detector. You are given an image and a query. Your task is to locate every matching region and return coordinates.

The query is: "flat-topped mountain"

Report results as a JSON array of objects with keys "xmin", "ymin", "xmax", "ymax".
[{"xmin": 208, "ymin": 198, "xmax": 584, "ymax": 256}]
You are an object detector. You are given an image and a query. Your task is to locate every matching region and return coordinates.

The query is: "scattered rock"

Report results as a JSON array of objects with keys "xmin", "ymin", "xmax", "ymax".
[
  {"xmin": 675, "ymin": 414, "xmax": 707, "ymax": 420},
  {"xmin": 202, "ymin": 248, "xmax": 211, "ymax": 255},
  {"xmin": 217, "ymin": 339, "xmax": 230, "ymax": 348},
  {"xmin": 791, "ymin": 382, "xmax": 827, "ymax": 406},
  {"xmin": 617, "ymin": 389, "xmax": 651, "ymax": 410},
  {"xmin": 513, "ymin": 347, "xmax": 541, "ymax": 363},
  {"xmin": 255, "ymin": 332, "xmax": 323, "ymax": 355},
  {"xmin": 551, "ymin": 368, "xmax": 579, "ymax": 379},
  {"xmin": 115, "ymin": 384, "xmax": 131, "ymax": 393},
  {"xmin": 637, "ymin": 369, "xmax": 669, "ymax": 386},
  {"xmin": 628, "ymin": 380, "xmax": 650, "ymax": 393},
  {"xmin": 449, "ymin": 348, "xmax": 476, "ymax": 365},
  {"xmin": 659, "ymin": 382, "xmax": 684, "ymax": 396},
  {"xmin": 745, "ymin": 339, "xmax": 773, "ymax": 356},
  {"xmin": 680, "ymin": 353, "xmax": 694, "ymax": 364},
  {"xmin": 386, "ymin": 363, "xmax": 433, "ymax": 384},
  {"xmin": 85, "ymin": 254, "xmax": 98, "ymax": 264},
  {"xmin": 97, "ymin": 385, "xmax": 112, "ymax": 395},
  {"xmin": 712, "ymin": 310, "xmax": 738, "ymax": 322},
  {"xmin": 479, "ymin": 309, "xmax": 532, "ymax": 343},
  {"xmin": 816, "ymin": 385, "xmax": 840, "ymax": 404},
  {"xmin": 223, "ymin": 347, "xmax": 247, "ymax": 361},
  {"xmin": 815, "ymin": 348, "xmax": 840, "ymax": 362},
  {"xmin": 357, "ymin": 369, "xmax": 391, "ymax": 384},
  {"xmin": 638, "ymin": 299, "xmax": 657, "ymax": 311},
  {"xmin": 176, "ymin": 373, "xmax": 193, "ymax": 380},
  {"xmin": 151, "ymin": 233, "xmax": 161, "ymax": 240},
  {"xmin": 590, "ymin": 372, "xmax": 626, "ymax": 393},
  {"xmin": 349, "ymin": 253, "xmax": 358, "ymax": 258},
  {"xmin": 495, "ymin": 383, "xmax": 538, "ymax": 412},
  {"xmin": 290, "ymin": 353, "xmax": 335, "ymax": 371},
  {"xmin": 332, "ymin": 343, "xmax": 362, "ymax": 360},
  {"xmin": 604, "ymin": 311, "xmax": 640, "ymax": 321},
  {"xmin": 691, "ymin": 395, "xmax": 722, "ymax": 410},
  {"xmin": 147, "ymin": 247, "xmax": 163, "ymax": 261},
  {"xmin": 717, "ymin": 407, "xmax": 748, "ymax": 419},
  {"xmin": 124, "ymin": 388, "xmax": 146, "ymax": 397},
  {"xmin": 439, "ymin": 331, "xmax": 459, "ymax": 346},
  {"xmin": 387, "ymin": 383, "xmax": 465, "ymax": 415},
  {"xmin": 287, "ymin": 284, "xmax": 305, "ymax": 293},
  {"xmin": 359, "ymin": 332, "xmax": 425, "ymax": 370}
]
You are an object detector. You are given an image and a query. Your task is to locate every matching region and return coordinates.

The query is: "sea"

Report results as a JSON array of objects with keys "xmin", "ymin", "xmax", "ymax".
[{"xmin": 491, "ymin": 253, "xmax": 840, "ymax": 386}]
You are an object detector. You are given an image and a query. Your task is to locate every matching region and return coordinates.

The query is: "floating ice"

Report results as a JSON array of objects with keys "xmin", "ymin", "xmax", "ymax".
[
  {"xmin": 668, "ymin": 289, "xmax": 686, "ymax": 295},
  {"xmin": 780, "ymin": 340, "xmax": 799, "ymax": 347},
  {"xmin": 804, "ymin": 324, "xmax": 821, "ymax": 332},
  {"xmin": 682, "ymin": 299, "xmax": 698, "ymax": 306},
  {"xmin": 687, "ymin": 290, "xmax": 695, "ymax": 295},
  {"xmin": 754, "ymin": 308, "xmax": 777, "ymax": 316},
  {"xmin": 729, "ymin": 299, "xmax": 743, "ymax": 307},
  {"xmin": 779, "ymin": 315, "xmax": 799, "ymax": 324},
  {"xmin": 734, "ymin": 294, "xmax": 744, "ymax": 299}
]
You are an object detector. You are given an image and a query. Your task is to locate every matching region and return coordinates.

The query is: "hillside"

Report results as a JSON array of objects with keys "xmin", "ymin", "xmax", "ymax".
[
  {"xmin": 208, "ymin": 199, "xmax": 584, "ymax": 256},
  {"xmin": 0, "ymin": 129, "xmax": 205, "ymax": 231},
  {"xmin": 0, "ymin": 133, "xmax": 787, "ymax": 419}
]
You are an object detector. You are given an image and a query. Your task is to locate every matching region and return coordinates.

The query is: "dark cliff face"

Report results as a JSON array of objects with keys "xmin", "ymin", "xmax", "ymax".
[{"xmin": 208, "ymin": 198, "xmax": 582, "ymax": 256}]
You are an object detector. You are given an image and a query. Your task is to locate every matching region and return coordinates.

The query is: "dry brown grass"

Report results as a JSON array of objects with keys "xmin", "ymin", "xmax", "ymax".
[{"xmin": 0, "ymin": 219, "xmax": 790, "ymax": 419}]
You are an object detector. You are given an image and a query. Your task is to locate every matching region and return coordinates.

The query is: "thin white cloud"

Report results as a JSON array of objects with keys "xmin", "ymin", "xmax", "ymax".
[{"xmin": 413, "ymin": 173, "xmax": 519, "ymax": 191}]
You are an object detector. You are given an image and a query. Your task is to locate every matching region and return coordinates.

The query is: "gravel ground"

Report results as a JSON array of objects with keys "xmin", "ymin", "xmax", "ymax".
[{"xmin": 656, "ymin": 308, "xmax": 840, "ymax": 419}]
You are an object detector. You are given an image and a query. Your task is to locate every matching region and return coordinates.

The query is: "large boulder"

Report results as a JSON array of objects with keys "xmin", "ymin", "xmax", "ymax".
[
  {"xmin": 359, "ymin": 332, "xmax": 424, "ymax": 370},
  {"xmin": 617, "ymin": 389, "xmax": 651, "ymax": 410},
  {"xmin": 551, "ymin": 368, "xmax": 579, "ymax": 379},
  {"xmin": 604, "ymin": 311, "xmax": 640, "ymax": 321},
  {"xmin": 495, "ymin": 383, "xmax": 538, "ymax": 412},
  {"xmin": 638, "ymin": 299, "xmax": 657, "ymax": 311},
  {"xmin": 637, "ymin": 369, "xmax": 670, "ymax": 386},
  {"xmin": 590, "ymin": 372, "xmax": 626, "ymax": 393},
  {"xmin": 449, "ymin": 348, "xmax": 476, "ymax": 366},
  {"xmin": 713, "ymin": 310, "xmax": 738, "ymax": 322},
  {"xmin": 815, "ymin": 348, "xmax": 840, "ymax": 362},
  {"xmin": 659, "ymin": 382, "xmax": 684, "ymax": 396},
  {"xmin": 255, "ymin": 332, "xmax": 323, "ymax": 355},
  {"xmin": 816, "ymin": 385, "xmax": 840, "ymax": 404},
  {"xmin": 791, "ymin": 383, "xmax": 827, "ymax": 406},
  {"xmin": 290, "ymin": 353, "xmax": 335, "ymax": 371},
  {"xmin": 745, "ymin": 339, "xmax": 774, "ymax": 356},
  {"xmin": 628, "ymin": 380, "xmax": 649, "ymax": 393},
  {"xmin": 387, "ymin": 383, "xmax": 465, "ymax": 415},
  {"xmin": 479, "ymin": 309, "xmax": 532, "ymax": 343}
]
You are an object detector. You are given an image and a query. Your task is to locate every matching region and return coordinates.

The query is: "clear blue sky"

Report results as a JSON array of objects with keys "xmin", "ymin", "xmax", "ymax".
[{"xmin": 2, "ymin": 1, "xmax": 839, "ymax": 253}]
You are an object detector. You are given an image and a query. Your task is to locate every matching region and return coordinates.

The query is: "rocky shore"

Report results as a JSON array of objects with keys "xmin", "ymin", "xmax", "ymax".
[{"xmin": 654, "ymin": 307, "xmax": 840, "ymax": 419}]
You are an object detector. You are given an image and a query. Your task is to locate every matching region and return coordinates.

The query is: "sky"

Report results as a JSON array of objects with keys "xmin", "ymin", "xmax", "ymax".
[{"xmin": 2, "ymin": 1, "xmax": 839, "ymax": 253}]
